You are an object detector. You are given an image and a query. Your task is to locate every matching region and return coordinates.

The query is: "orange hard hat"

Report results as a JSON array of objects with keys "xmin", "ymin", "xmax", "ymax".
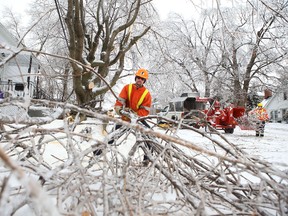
[{"xmin": 135, "ymin": 68, "xmax": 148, "ymax": 80}]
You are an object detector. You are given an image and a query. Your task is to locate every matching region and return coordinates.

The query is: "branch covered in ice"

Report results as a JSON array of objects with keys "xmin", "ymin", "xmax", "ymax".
[{"xmin": 0, "ymin": 99, "xmax": 287, "ymax": 215}]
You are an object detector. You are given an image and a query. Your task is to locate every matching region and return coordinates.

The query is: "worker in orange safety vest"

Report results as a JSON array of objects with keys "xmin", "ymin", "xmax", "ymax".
[
  {"xmin": 94, "ymin": 68, "xmax": 152, "ymax": 166},
  {"xmin": 250, "ymin": 103, "xmax": 269, "ymax": 137},
  {"xmin": 114, "ymin": 68, "xmax": 152, "ymax": 121}
]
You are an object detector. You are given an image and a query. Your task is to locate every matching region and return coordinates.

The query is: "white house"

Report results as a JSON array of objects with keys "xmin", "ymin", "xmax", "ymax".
[
  {"xmin": 264, "ymin": 87, "xmax": 288, "ymax": 123},
  {"xmin": 0, "ymin": 22, "xmax": 39, "ymax": 99}
]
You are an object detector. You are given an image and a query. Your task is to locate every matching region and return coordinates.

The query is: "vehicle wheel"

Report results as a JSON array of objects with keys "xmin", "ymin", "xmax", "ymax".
[
  {"xmin": 224, "ymin": 128, "xmax": 234, "ymax": 134},
  {"xmin": 190, "ymin": 123, "xmax": 200, "ymax": 129},
  {"xmin": 171, "ymin": 116, "xmax": 178, "ymax": 121}
]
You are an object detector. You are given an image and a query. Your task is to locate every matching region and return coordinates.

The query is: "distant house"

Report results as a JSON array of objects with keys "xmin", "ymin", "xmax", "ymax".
[
  {"xmin": 0, "ymin": 22, "xmax": 39, "ymax": 99},
  {"xmin": 264, "ymin": 87, "xmax": 288, "ymax": 123}
]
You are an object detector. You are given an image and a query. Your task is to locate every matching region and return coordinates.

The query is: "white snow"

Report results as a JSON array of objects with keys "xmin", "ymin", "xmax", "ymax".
[{"xmin": 179, "ymin": 123, "xmax": 288, "ymax": 169}]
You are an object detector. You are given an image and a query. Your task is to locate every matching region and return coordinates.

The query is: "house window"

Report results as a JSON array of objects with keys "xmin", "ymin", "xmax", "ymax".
[
  {"xmin": 15, "ymin": 83, "xmax": 24, "ymax": 91},
  {"xmin": 274, "ymin": 110, "xmax": 278, "ymax": 120},
  {"xmin": 284, "ymin": 109, "xmax": 288, "ymax": 122}
]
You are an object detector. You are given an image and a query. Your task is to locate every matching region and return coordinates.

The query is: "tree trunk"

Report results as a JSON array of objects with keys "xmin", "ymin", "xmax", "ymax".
[{"xmin": 64, "ymin": 0, "xmax": 150, "ymax": 106}]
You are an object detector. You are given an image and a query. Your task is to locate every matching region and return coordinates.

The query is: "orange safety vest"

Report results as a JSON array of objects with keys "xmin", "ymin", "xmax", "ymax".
[
  {"xmin": 252, "ymin": 108, "xmax": 269, "ymax": 121},
  {"xmin": 115, "ymin": 83, "xmax": 152, "ymax": 117},
  {"xmin": 128, "ymin": 84, "xmax": 149, "ymax": 109}
]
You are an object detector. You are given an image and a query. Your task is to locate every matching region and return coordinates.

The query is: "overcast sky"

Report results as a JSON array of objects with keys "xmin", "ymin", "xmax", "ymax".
[
  {"xmin": 153, "ymin": 0, "xmax": 194, "ymax": 19},
  {"xmin": 0, "ymin": 0, "xmax": 230, "ymax": 22},
  {"xmin": 0, "ymin": 0, "xmax": 33, "ymax": 15},
  {"xmin": 0, "ymin": 0, "xmax": 196, "ymax": 21},
  {"xmin": 154, "ymin": 0, "xmax": 232, "ymax": 20}
]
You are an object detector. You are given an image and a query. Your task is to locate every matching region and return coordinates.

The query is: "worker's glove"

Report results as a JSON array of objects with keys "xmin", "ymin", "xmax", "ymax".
[
  {"xmin": 119, "ymin": 109, "xmax": 138, "ymax": 123},
  {"xmin": 119, "ymin": 109, "xmax": 131, "ymax": 118}
]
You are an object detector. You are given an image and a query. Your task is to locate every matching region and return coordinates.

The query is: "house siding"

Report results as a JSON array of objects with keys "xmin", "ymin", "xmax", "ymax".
[
  {"xmin": 0, "ymin": 22, "xmax": 39, "ymax": 99},
  {"xmin": 265, "ymin": 90, "xmax": 288, "ymax": 123}
]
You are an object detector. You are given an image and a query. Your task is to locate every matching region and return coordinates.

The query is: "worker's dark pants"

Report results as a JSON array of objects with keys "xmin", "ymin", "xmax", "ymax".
[
  {"xmin": 256, "ymin": 121, "xmax": 265, "ymax": 136},
  {"xmin": 94, "ymin": 120, "xmax": 152, "ymax": 161}
]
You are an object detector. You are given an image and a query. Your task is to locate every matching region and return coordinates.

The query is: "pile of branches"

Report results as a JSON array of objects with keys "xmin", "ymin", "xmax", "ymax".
[{"xmin": 0, "ymin": 99, "xmax": 287, "ymax": 216}]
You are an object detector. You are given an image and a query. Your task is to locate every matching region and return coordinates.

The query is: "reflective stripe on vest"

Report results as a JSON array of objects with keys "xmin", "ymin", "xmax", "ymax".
[{"xmin": 128, "ymin": 83, "xmax": 149, "ymax": 109}]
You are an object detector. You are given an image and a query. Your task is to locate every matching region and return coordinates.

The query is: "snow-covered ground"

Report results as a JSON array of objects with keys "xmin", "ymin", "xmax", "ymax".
[
  {"xmin": 176, "ymin": 122, "xmax": 288, "ymax": 170},
  {"xmin": 226, "ymin": 123, "xmax": 287, "ymax": 167},
  {"xmin": 39, "ymin": 119, "xmax": 288, "ymax": 177}
]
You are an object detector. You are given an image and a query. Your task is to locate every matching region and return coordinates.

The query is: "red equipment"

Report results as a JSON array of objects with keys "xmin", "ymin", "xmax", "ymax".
[
  {"xmin": 203, "ymin": 102, "xmax": 246, "ymax": 133},
  {"xmin": 157, "ymin": 93, "xmax": 248, "ymax": 133}
]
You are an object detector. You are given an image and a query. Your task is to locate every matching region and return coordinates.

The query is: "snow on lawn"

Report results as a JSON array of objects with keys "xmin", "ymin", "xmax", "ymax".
[
  {"xmin": 224, "ymin": 123, "xmax": 287, "ymax": 168},
  {"xmin": 175, "ymin": 122, "xmax": 288, "ymax": 170},
  {"xmin": 19, "ymin": 111, "xmax": 284, "ymax": 170},
  {"xmin": 39, "ymin": 120, "xmax": 288, "ymax": 175}
]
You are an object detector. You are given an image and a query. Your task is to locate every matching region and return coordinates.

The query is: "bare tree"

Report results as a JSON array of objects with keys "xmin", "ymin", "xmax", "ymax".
[
  {"xmin": 170, "ymin": 12, "xmax": 222, "ymax": 98},
  {"xmin": 146, "ymin": 1, "xmax": 288, "ymax": 107},
  {"xmin": 64, "ymin": 0, "xmax": 151, "ymax": 106},
  {"xmin": 217, "ymin": 1, "xmax": 288, "ymax": 106}
]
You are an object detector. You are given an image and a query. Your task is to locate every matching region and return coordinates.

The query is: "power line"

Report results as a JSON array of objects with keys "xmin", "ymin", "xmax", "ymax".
[{"xmin": 54, "ymin": 0, "xmax": 69, "ymax": 49}]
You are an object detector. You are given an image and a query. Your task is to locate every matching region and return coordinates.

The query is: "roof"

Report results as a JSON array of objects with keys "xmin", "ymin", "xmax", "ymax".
[
  {"xmin": 0, "ymin": 22, "xmax": 19, "ymax": 47},
  {"xmin": 264, "ymin": 87, "xmax": 288, "ymax": 110},
  {"xmin": 170, "ymin": 97, "xmax": 187, "ymax": 103},
  {"xmin": 261, "ymin": 98, "xmax": 270, "ymax": 107},
  {"xmin": 0, "ymin": 22, "xmax": 39, "ymax": 68},
  {"xmin": 1, "ymin": 52, "xmax": 38, "ymax": 67},
  {"xmin": 180, "ymin": 92, "xmax": 200, "ymax": 97}
]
